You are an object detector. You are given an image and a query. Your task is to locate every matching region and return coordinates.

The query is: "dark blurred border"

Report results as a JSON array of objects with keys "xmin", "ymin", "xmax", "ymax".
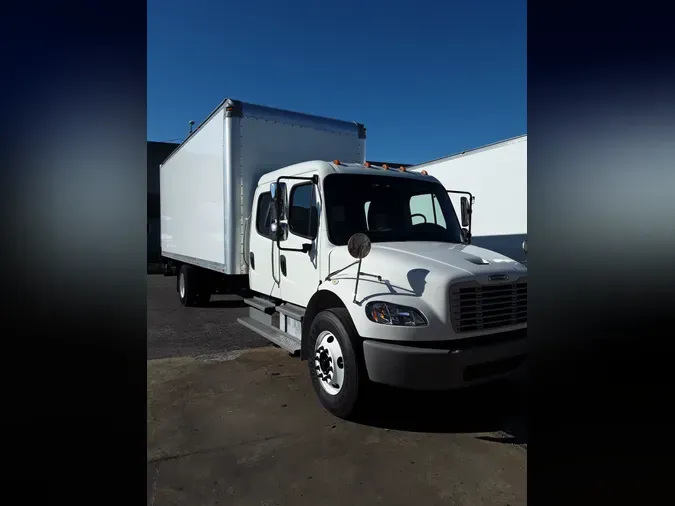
[
  {"xmin": 2, "ymin": 1, "xmax": 675, "ymax": 504},
  {"xmin": 1, "ymin": 2, "xmax": 146, "ymax": 502},
  {"xmin": 529, "ymin": 2, "xmax": 674, "ymax": 504}
]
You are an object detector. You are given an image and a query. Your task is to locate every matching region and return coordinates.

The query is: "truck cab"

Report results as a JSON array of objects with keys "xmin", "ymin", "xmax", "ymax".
[{"xmin": 241, "ymin": 159, "xmax": 527, "ymax": 418}]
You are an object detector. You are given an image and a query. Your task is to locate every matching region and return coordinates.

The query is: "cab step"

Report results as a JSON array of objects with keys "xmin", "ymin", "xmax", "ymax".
[
  {"xmin": 237, "ymin": 316, "xmax": 301, "ymax": 353},
  {"xmin": 276, "ymin": 302, "xmax": 305, "ymax": 320},
  {"xmin": 244, "ymin": 296, "xmax": 276, "ymax": 314}
]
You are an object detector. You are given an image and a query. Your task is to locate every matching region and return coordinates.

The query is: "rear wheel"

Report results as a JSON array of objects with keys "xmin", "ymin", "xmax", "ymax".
[
  {"xmin": 178, "ymin": 265, "xmax": 210, "ymax": 306},
  {"xmin": 307, "ymin": 308, "xmax": 366, "ymax": 419}
]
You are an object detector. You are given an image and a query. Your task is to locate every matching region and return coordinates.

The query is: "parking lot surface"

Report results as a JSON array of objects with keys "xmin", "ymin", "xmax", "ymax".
[
  {"xmin": 148, "ymin": 275, "xmax": 269, "ymax": 360},
  {"xmin": 147, "ymin": 274, "xmax": 526, "ymax": 505}
]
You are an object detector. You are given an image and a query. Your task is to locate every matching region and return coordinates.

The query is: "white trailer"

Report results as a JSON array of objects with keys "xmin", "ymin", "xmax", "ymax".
[
  {"xmin": 160, "ymin": 98, "xmax": 366, "ymax": 297},
  {"xmin": 161, "ymin": 99, "xmax": 526, "ymax": 420},
  {"xmin": 409, "ymin": 135, "xmax": 527, "ymax": 263}
]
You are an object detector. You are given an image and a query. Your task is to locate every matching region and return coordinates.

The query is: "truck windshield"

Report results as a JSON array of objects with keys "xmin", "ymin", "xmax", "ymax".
[{"xmin": 323, "ymin": 174, "xmax": 463, "ymax": 246}]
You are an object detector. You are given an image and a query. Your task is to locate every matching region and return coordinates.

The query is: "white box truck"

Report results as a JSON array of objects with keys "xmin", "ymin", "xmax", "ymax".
[
  {"xmin": 160, "ymin": 99, "xmax": 527, "ymax": 419},
  {"xmin": 409, "ymin": 135, "xmax": 527, "ymax": 263}
]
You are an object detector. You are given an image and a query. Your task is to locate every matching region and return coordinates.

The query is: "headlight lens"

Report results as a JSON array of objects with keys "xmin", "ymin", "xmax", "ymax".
[{"xmin": 365, "ymin": 301, "xmax": 428, "ymax": 326}]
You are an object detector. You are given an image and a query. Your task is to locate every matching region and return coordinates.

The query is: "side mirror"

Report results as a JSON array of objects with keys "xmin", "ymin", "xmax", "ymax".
[
  {"xmin": 460, "ymin": 196, "xmax": 471, "ymax": 228},
  {"xmin": 347, "ymin": 233, "xmax": 372, "ymax": 259},
  {"xmin": 269, "ymin": 182, "xmax": 287, "ymax": 221},
  {"xmin": 461, "ymin": 228, "xmax": 471, "ymax": 244},
  {"xmin": 270, "ymin": 221, "xmax": 288, "ymax": 242}
]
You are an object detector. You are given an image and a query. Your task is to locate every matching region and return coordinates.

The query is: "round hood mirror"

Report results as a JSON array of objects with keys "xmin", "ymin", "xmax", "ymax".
[
  {"xmin": 348, "ymin": 233, "xmax": 371, "ymax": 259},
  {"xmin": 522, "ymin": 239, "xmax": 527, "ymax": 255}
]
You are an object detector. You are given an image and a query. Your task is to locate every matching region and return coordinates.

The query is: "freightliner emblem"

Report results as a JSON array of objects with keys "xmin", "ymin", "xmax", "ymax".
[{"xmin": 488, "ymin": 274, "xmax": 509, "ymax": 282}]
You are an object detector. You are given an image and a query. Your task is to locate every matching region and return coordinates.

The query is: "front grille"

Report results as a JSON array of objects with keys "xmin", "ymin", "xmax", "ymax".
[{"xmin": 450, "ymin": 279, "xmax": 527, "ymax": 332}]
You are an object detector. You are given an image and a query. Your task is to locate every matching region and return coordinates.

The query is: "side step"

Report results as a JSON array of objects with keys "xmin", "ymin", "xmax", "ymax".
[
  {"xmin": 238, "ymin": 316, "xmax": 301, "ymax": 354},
  {"xmin": 244, "ymin": 296, "xmax": 276, "ymax": 314},
  {"xmin": 276, "ymin": 302, "xmax": 305, "ymax": 320}
]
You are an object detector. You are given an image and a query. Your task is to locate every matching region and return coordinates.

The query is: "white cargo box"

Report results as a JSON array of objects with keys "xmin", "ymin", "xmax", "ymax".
[
  {"xmin": 409, "ymin": 135, "xmax": 527, "ymax": 262},
  {"xmin": 160, "ymin": 99, "xmax": 366, "ymax": 275}
]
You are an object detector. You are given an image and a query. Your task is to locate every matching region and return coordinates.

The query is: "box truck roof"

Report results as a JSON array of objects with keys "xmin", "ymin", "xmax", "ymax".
[{"xmin": 162, "ymin": 98, "xmax": 367, "ymax": 168}]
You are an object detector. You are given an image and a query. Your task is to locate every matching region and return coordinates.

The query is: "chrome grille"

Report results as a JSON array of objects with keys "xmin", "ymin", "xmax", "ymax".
[{"xmin": 450, "ymin": 280, "xmax": 527, "ymax": 332}]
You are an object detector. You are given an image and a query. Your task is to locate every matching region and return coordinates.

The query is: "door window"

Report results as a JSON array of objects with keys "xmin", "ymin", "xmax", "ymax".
[
  {"xmin": 256, "ymin": 192, "xmax": 274, "ymax": 239},
  {"xmin": 288, "ymin": 183, "xmax": 318, "ymax": 239}
]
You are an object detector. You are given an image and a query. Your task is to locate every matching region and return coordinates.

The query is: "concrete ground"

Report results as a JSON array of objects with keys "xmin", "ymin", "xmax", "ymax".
[{"xmin": 148, "ymin": 275, "xmax": 527, "ymax": 505}]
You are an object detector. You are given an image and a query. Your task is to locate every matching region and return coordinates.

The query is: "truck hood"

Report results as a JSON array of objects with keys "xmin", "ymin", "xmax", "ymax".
[{"xmin": 327, "ymin": 241, "xmax": 527, "ymax": 289}]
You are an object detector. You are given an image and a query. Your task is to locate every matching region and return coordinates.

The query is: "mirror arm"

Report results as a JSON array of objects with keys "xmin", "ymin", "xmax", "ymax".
[
  {"xmin": 353, "ymin": 256, "xmax": 364, "ymax": 304},
  {"xmin": 325, "ymin": 260, "xmax": 360, "ymax": 282},
  {"xmin": 277, "ymin": 237, "xmax": 313, "ymax": 253}
]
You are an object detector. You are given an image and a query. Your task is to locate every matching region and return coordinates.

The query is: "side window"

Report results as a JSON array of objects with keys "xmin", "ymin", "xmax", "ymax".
[
  {"xmin": 409, "ymin": 194, "xmax": 447, "ymax": 228},
  {"xmin": 289, "ymin": 183, "xmax": 318, "ymax": 239},
  {"xmin": 256, "ymin": 192, "xmax": 273, "ymax": 238}
]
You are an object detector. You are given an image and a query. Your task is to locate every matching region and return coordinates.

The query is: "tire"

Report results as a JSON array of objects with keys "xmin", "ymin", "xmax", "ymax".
[
  {"xmin": 307, "ymin": 308, "xmax": 367, "ymax": 419},
  {"xmin": 177, "ymin": 265, "xmax": 210, "ymax": 307}
]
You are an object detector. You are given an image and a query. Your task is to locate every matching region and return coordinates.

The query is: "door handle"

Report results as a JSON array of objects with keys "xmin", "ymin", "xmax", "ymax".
[
  {"xmin": 249, "ymin": 252, "xmax": 255, "ymax": 270},
  {"xmin": 280, "ymin": 255, "xmax": 287, "ymax": 277}
]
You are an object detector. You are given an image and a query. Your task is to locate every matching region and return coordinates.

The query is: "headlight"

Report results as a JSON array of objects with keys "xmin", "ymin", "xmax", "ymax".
[{"xmin": 365, "ymin": 301, "xmax": 428, "ymax": 326}]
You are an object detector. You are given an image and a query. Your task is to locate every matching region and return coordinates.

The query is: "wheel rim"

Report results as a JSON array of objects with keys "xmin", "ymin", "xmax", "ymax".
[
  {"xmin": 314, "ymin": 330, "xmax": 345, "ymax": 395},
  {"xmin": 179, "ymin": 272, "xmax": 186, "ymax": 299}
]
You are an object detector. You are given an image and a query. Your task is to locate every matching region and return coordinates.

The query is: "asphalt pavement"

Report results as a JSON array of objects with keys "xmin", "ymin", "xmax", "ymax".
[
  {"xmin": 147, "ymin": 274, "xmax": 270, "ymax": 360},
  {"xmin": 147, "ymin": 273, "xmax": 527, "ymax": 505},
  {"xmin": 149, "ymin": 349, "xmax": 527, "ymax": 506}
]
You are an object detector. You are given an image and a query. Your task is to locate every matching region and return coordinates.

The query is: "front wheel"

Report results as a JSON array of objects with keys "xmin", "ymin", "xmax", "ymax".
[{"xmin": 307, "ymin": 308, "xmax": 366, "ymax": 419}]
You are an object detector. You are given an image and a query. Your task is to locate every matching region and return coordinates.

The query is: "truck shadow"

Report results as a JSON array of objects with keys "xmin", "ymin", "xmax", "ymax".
[{"xmin": 351, "ymin": 376, "xmax": 527, "ymax": 442}]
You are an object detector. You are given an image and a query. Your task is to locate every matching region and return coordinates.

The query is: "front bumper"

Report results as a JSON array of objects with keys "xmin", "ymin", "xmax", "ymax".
[{"xmin": 362, "ymin": 329, "xmax": 526, "ymax": 390}]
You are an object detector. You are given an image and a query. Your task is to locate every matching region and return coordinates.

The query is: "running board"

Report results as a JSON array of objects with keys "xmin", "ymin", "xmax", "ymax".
[
  {"xmin": 244, "ymin": 296, "xmax": 276, "ymax": 314},
  {"xmin": 276, "ymin": 302, "xmax": 305, "ymax": 320},
  {"xmin": 238, "ymin": 316, "xmax": 301, "ymax": 354}
]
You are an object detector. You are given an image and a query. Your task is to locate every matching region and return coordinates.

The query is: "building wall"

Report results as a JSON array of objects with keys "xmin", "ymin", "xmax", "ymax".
[{"xmin": 148, "ymin": 142, "xmax": 179, "ymax": 264}]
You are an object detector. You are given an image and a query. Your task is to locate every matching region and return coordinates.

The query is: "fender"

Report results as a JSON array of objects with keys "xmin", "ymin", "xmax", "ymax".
[
  {"xmin": 301, "ymin": 277, "xmax": 440, "ymax": 359},
  {"xmin": 301, "ymin": 287, "xmax": 346, "ymax": 360}
]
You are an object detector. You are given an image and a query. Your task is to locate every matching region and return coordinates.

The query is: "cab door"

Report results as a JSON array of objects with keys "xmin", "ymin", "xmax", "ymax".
[
  {"xmin": 278, "ymin": 177, "xmax": 321, "ymax": 307},
  {"xmin": 248, "ymin": 186, "xmax": 281, "ymax": 298}
]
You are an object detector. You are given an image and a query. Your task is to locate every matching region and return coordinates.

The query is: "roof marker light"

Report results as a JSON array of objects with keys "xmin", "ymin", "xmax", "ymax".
[
  {"xmin": 364, "ymin": 162, "xmax": 371, "ymax": 168},
  {"xmin": 333, "ymin": 160, "xmax": 341, "ymax": 165},
  {"xmin": 421, "ymin": 169, "xmax": 428, "ymax": 175},
  {"xmin": 382, "ymin": 164, "xmax": 389, "ymax": 170},
  {"xmin": 399, "ymin": 166, "xmax": 406, "ymax": 171}
]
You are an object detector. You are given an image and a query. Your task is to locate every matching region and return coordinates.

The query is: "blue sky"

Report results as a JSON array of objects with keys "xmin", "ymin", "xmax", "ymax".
[{"xmin": 148, "ymin": 0, "xmax": 526, "ymax": 165}]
